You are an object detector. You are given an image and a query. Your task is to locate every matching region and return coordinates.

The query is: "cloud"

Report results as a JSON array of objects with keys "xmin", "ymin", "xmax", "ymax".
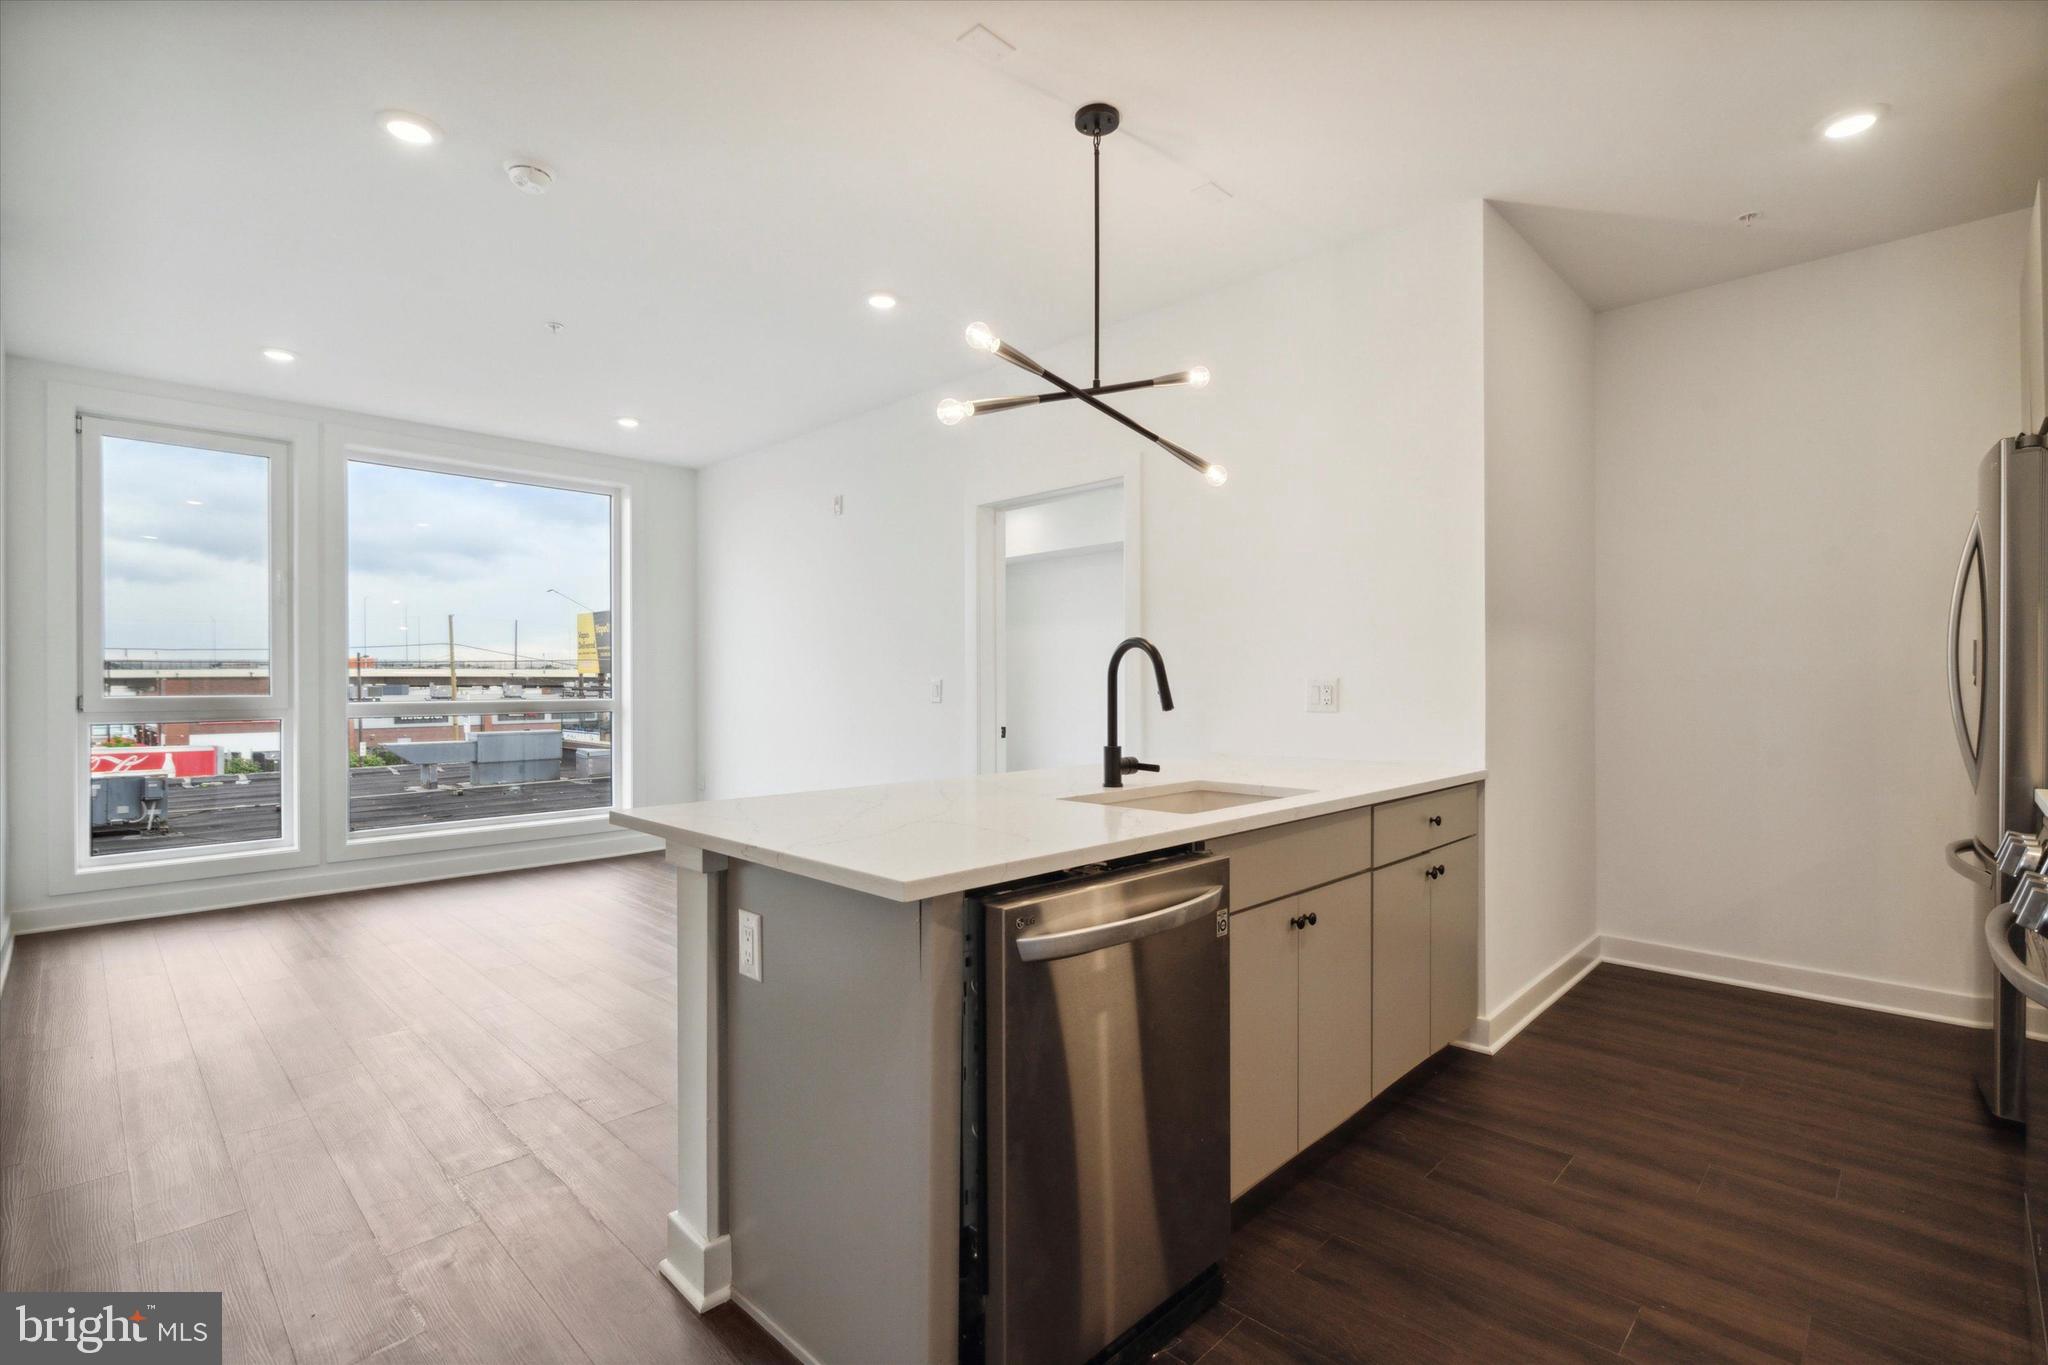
[{"xmin": 96, "ymin": 439, "xmax": 612, "ymax": 666}]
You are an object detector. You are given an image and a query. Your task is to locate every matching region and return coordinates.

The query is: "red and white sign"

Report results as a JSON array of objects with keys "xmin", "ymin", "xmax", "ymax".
[{"xmin": 90, "ymin": 746, "xmax": 220, "ymax": 778}]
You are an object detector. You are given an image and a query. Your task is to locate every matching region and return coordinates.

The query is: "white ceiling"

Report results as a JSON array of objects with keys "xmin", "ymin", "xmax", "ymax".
[{"xmin": 3, "ymin": 0, "xmax": 2043, "ymax": 466}]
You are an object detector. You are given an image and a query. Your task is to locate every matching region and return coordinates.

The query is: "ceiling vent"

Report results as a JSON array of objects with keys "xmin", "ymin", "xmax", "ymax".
[{"xmin": 956, "ymin": 23, "xmax": 1015, "ymax": 63}]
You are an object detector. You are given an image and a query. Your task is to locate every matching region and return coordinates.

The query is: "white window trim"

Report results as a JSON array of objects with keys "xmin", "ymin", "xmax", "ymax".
[
  {"xmin": 42, "ymin": 383, "xmax": 323, "ymax": 895},
  {"xmin": 318, "ymin": 425, "xmax": 633, "ymax": 863},
  {"xmin": 39, "ymin": 384, "xmax": 646, "ymax": 897}
]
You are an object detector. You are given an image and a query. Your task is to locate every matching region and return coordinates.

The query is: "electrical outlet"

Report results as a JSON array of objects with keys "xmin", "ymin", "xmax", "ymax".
[
  {"xmin": 737, "ymin": 909, "xmax": 763, "ymax": 982},
  {"xmin": 1307, "ymin": 678, "xmax": 1339, "ymax": 713}
]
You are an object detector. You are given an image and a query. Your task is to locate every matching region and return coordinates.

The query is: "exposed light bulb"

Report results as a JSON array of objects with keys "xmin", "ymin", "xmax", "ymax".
[
  {"xmin": 964, "ymin": 322, "xmax": 999, "ymax": 353},
  {"xmin": 1823, "ymin": 109, "xmax": 1879, "ymax": 140},
  {"xmin": 936, "ymin": 398, "xmax": 972, "ymax": 426},
  {"xmin": 1186, "ymin": 365, "xmax": 1211, "ymax": 388},
  {"xmin": 1204, "ymin": 464, "xmax": 1228, "ymax": 487}
]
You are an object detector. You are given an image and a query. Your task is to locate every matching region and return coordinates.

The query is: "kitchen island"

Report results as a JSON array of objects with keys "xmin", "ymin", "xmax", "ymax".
[{"xmin": 612, "ymin": 756, "xmax": 1484, "ymax": 1365}]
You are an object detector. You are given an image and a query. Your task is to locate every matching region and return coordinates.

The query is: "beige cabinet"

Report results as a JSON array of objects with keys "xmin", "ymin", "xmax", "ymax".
[
  {"xmin": 1221, "ymin": 783, "xmax": 1482, "ymax": 1197},
  {"xmin": 1430, "ymin": 838, "xmax": 1479, "ymax": 1052},
  {"xmin": 1295, "ymin": 875, "xmax": 1374, "ymax": 1146},
  {"xmin": 1228, "ymin": 874, "xmax": 1376, "ymax": 1196},
  {"xmin": 1229, "ymin": 897, "xmax": 1300, "ymax": 1198},
  {"xmin": 1371, "ymin": 854, "xmax": 1433, "ymax": 1092}
]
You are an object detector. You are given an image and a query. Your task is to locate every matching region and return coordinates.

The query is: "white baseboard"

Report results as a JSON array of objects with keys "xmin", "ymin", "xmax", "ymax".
[
  {"xmin": 1598, "ymin": 933, "xmax": 1991, "ymax": 1030},
  {"xmin": 657, "ymin": 1210, "xmax": 732, "ymax": 1312},
  {"xmin": 732, "ymin": 1291, "xmax": 825, "ymax": 1365},
  {"xmin": 1462, "ymin": 933, "xmax": 1603, "ymax": 1054},
  {"xmin": 1454, "ymin": 930, "xmax": 1993, "ymax": 1058}
]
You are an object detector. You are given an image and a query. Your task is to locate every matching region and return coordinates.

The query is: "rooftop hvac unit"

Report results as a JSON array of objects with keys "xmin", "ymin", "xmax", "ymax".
[
  {"xmin": 475, "ymin": 729, "xmax": 562, "ymax": 785},
  {"xmin": 90, "ymin": 773, "xmax": 167, "ymax": 831}
]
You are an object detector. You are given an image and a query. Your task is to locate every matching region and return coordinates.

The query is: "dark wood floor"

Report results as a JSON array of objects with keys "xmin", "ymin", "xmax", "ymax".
[
  {"xmin": 1162, "ymin": 963, "xmax": 2035, "ymax": 1364},
  {"xmin": 7, "ymin": 859, "xmax": 2032, "ymax": 1363},
  {"xmin": 0, "ymin": 853, "xmax": 785, "ymax": 1365}
]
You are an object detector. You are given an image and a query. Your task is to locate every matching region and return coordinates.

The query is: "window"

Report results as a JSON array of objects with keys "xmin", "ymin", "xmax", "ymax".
[
  {"xmin": 79, "ymin": 418, "xmax": 291, "ymax": 863},
  {"xmin": 343, "ymin": 460, "xmax": 616, "ymax": 837}
]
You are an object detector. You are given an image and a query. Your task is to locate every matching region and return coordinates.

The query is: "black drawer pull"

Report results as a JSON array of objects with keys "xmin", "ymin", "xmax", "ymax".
[{"xmin": 1428, "ymin": 814, "xmax": 1443, "ymax": 827}]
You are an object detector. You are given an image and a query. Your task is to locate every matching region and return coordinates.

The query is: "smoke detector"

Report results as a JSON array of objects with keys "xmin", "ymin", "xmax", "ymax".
[{"xmin": 504, "ymin": 161, "xmax": 555, "ymax": 195}]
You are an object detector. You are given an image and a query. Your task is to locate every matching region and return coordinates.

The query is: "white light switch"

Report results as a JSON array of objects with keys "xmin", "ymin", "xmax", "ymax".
[
  {"xmin": 737, "ymin": 909, "xmax": 763, "ymax": 982},
  {"xmin": 1307, "ymin": 678, "xmax": 1339, "ymax": 713},
  {"xmin": 929, "ymin": 677, "xmax": 944, "ymax": 704},
  {"xmin": 832, "ymin": 494, "xmax": 844, "ymax": 516}
]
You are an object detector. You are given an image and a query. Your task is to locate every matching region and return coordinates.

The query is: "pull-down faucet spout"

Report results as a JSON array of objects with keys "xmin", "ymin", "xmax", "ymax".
[{"xmin": 1104, "ymin": 637, "xmax": 1173, "ymax": 788}]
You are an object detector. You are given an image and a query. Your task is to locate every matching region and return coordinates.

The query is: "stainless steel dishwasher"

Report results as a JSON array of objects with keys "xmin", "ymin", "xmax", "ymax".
[{"xmin": 971, "ymin": 850, "xmax": 1230, "ymax": 1365}]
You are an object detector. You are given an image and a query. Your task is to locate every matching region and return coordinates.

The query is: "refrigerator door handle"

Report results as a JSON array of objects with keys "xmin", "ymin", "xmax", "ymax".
[
  {"xmin": 1950, "ymin": 836, "xmax": 1996, "ymax": 888},
  {"xmin": 1949, "ymin": 516, "xmax": 1985, "ymax": 784},
  {"xmin": 1986, "ymin": 907, "xmax": 2048, "ymax": 1008}
]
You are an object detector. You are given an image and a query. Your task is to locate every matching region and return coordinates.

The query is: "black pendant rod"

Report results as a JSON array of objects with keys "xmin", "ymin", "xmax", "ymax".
[
  {"xmin": 1092, "ymin": 134, "xmax": 1101, "ymax": 390},
  {"xmin": 967, "ymin": 371, "xmax": 1208, "ymax": 413},
  {"xmin": 991, "ymin": 340, "xmax": 1213, "ymax": 478}
]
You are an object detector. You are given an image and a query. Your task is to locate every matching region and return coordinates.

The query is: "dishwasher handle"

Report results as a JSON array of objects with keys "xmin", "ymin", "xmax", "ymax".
[{"xmin": 1015, "ymin": 885, "xmax": 1224, "ymax": 963}]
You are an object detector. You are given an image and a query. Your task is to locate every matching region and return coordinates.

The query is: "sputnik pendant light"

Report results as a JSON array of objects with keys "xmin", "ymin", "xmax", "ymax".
[{"xmin": 938, "ymin": 103, "xmax": 1226, "ymax": 487}]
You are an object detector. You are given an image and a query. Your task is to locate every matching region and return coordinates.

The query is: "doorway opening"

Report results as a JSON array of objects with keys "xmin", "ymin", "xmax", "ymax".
[{"xmin": 975, "ymin": 482, "xmax": 1135, "ymax": 774}]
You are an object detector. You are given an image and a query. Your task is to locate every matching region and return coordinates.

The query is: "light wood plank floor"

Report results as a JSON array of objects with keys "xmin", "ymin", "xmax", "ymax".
[{"xmin": 0, "ymin": 853, "xmax": 790, "ymax": 1365}]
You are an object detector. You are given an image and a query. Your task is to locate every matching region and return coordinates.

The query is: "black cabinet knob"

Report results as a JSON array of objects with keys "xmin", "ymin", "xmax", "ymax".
[
  {"xmin": 1306, "ymin": 912, "xmax": 1318, "ymax": 926},
  {"xmin": 1428, "ymin": 814, "xmax": 1443, "ymax": 826},
  {"xmin": 1435, "ymin": 863, "xmax": 1446, "ymax": 877}
]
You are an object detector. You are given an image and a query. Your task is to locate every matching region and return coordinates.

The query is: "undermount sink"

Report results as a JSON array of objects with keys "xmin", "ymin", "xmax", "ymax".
[{"xmin": 1062, "ymin": 781, "xmax": 1311, "ymax": 815}]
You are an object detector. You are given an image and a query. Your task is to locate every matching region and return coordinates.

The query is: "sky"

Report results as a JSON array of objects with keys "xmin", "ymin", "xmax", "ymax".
[{"xmin": 100, "ymin": 436, "xmax": 612, "ymax": 671}]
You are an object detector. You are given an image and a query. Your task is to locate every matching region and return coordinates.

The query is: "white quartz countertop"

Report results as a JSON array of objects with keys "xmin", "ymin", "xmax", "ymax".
[{"xmin": 612, "ymin": 756, "xmax": 1484, "ymax": 902}]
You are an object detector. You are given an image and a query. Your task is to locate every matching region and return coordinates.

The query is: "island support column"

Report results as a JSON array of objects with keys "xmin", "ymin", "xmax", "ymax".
[{"xmin": 661, "ymin": 842, "xmax": 731, "ymax": 1310}]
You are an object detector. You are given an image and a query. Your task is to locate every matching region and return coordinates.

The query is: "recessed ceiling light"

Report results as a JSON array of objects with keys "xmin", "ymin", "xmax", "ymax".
[
  {"xmin": 261, "ymin": 347, "xmax": 296, "ymax": 364},
  {"xmin": 379, "ymin": 111, "xmax": 441, "ymax": 146},
  {"xmin": 1822, "ymin": 108, "xmax": 1881, "ymax": 140},
  {"xmin": 867, "ymin": 292, "xmax": 898, "ymax": 311},
  {"xmin": 615, "ymin": 416, "xmax": 640, "ymax": 429},
  {"xmin": 415, "ymin": 521, "xmax": 430, "ymax": 529},
  {"xmin": 184, "ymin": 499, "xmax": 204, "ymax": 507},
  {"xmin": 141, "ymin": 534, "xmax": 158, "ymax": 541}
]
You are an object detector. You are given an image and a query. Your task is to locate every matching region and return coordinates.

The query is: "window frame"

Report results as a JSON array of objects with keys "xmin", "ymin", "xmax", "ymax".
[
  {"xmin": 48, "ymin": 391, "xmax": 319, "ymax": 892},
  {"xmin": 319, "ymin": 427, "xmax": 631, "ymax": 863}
]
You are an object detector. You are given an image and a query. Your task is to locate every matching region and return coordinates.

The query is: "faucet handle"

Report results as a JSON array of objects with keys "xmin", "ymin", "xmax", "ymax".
[{"xmin": 1119, "ymin": 757, "xmax": 1160, "ymax": 775}]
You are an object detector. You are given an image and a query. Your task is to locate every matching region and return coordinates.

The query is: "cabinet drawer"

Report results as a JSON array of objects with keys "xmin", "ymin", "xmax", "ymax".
[
  {"xmin": 1210, "ymin": 806, "xmax": 1373, "ymax": 913},
  {"xmin": 1373, "ymin": 784, "xmax": 1477, "ymax": 867}
]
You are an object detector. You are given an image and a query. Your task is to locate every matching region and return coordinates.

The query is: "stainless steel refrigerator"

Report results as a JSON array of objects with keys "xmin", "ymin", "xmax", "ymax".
[{"xmin": 1948, "ymin": 431, "xmax": 2048, "ymax": 1122}]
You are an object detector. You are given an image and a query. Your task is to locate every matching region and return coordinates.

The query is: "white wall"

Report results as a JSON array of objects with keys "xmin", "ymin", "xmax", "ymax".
[
  {"xmin": 1480, "ymin": 208, "xmax": 1597, "ymax": 1022},
  {"xmin": 0, "ymin": 340, "xmax": 10, "ymax": 988},
  {"xmin": 698, "ymin": 202, "xmax": 1487, "ymax": 799},
  {"xmin": 1593, "ymin": 210, "xmax": 2028, "ymax": 1019},
  {"xmin": 4, "ymin": 359, "xmax": 696, "ymax": 931}
]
